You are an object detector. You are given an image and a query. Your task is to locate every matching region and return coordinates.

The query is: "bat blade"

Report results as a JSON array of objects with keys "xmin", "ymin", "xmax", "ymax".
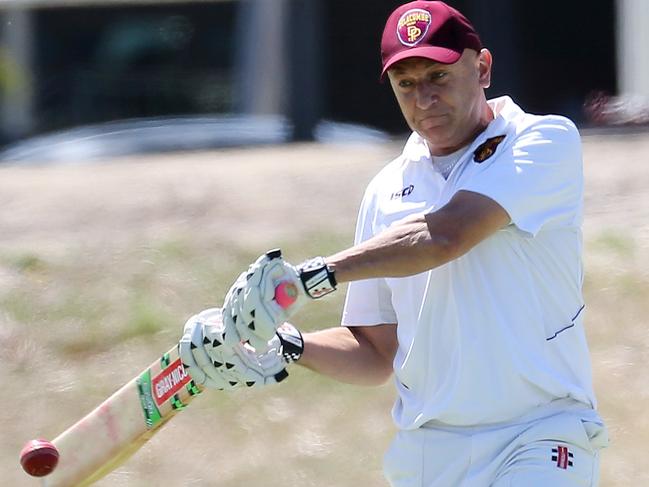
[{"xmin": 43, "ymin": 345, "xmax": 203, "ymax": 487}]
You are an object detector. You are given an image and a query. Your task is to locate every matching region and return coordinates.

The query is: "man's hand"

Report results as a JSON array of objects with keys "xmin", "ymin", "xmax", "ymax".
[
  {"xmin": 221, "ymin": 322, "xmax": 305, "ymax": 387},
  {"xmin": 222, "ymin": 249, "xmax": 337, "ymax": 349},
  {"xmin": 178, "ymin": 308, "xmax": 244, "ymax": 390},
  {"xmin": 179, "ymin": 307, "xmax": 305, "ymax": 389}
]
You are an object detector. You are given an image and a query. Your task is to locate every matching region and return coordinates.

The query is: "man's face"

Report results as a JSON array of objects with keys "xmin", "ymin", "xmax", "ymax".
[{"xmin": 387, "ymin": 49, "xmax": 492, "ymax": 155}]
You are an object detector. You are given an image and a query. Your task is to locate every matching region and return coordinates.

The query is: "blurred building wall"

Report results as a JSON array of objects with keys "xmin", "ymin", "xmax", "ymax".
[
  {"xmin": 234, "ymin": 0, "xmax": 287, "ymax": 115},
  {"xmin": 617, "ymin": 0, "xmax": 649, "ymax": 98},
  {"xmin": 0, "ymin": 0, "xmax": 634, "ymax": 148},
  {"xmin": 0, "ymin": 7, "xmax": 34, "ymax": 142}
]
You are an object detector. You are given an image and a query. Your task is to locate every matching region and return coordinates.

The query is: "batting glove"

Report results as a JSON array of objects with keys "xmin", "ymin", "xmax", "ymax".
[
  {"xmin": 222, "ymin": 249, "xmax": 336, "ymax": 350},
  {"xmin": 213, "ymin": 322, "xmax": 304, "ymax": 387},
  {"xmin": 179, "ymin": 308, "xmax": 304, "ymax": 389},
  {"xmin": 179, "ymin": 308, "xmax": 246, "ymax": 390}
]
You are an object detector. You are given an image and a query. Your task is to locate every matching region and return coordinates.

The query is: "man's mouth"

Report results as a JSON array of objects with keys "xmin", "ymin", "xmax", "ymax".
[{"xmin": 417, "ymin": 114, "xmax": 448, "ymax": 128}]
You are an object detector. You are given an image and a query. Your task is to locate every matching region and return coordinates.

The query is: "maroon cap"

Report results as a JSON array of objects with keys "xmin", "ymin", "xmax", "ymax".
[{"xmin": 380, "ymin": 1, "xmax": 482, "ymax": 79}]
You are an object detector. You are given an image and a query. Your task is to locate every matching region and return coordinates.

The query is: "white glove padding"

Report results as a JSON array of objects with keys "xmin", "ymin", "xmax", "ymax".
[
  {"xmin": 179, "ymin": 308, "xmax": 244, "ymax": 390},
  {"xmin": 219, "ymin": 322, "xmax": 305, "ymax": 387},
  {"xmin": 222, "ymin": 249, "xmax": 336, "ymax": 349},
  {"xmin": 179, "ymin": 308, "xmax": 304, "ymax": 389}
]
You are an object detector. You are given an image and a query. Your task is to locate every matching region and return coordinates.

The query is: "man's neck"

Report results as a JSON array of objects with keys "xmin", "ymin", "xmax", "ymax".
[{"xmin": 426, "ymin": 103, "xmax": 494, "ymax": 156}]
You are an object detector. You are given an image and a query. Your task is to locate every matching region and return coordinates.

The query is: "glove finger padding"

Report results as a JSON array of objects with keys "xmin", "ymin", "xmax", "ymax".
[
  {"xmin": 230, "ymin": 339, "xmax": 289, "ymax": 386},
  {"xmin": 181, "ymin": 311, "xmax": 304, "ymax": 390},
  {"xmin": 218, "ymin": 351, "xmax": 267, "ymax": 387},
  {"xmin": 235, "ymin": 256, "xmax": 302, "ymax": 348},
  {"xmin": 179, "ymin": 309, "xmax": 240, "ymax": 390},
  {"xmin": 222, "ymin": 271, "xmax": 249, "ymax": 346},
  {"xmin": 221, "ymin": 249, "xmax": 334, "ymax": 353},
  {"xmin": 240, "ymin": 285, "xmax": 279, "ymax": 350},
  {"xmin": 221, "ymin": 299, "xmax": 240, "ymax": 348},
  {"xmin": 226, "ymin": 323, "xmax": 304, "ymax": 387},
  {"xmin": 202, "ymin": 315, "xmax": 262, "ymax": 382},
  {"xmin": 179, "ymin": 331, "xmax": 215, "ymax": 388},
  {"xmin": 222, "ymin": 254, "xmax": 284, "ymax": 348},
  {"xmin": 202, "ymin": 312, "xmax": 247, "ymax": 384},
  {"xmin": 259, "ymin": 261, "xmax": 297, "ymax": 322}
]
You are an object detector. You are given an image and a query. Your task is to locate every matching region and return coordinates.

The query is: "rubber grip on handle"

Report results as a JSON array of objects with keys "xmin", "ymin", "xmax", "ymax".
[{"xmin": 274, "ymin": 281, "xmax": 298, "ymax": 308}]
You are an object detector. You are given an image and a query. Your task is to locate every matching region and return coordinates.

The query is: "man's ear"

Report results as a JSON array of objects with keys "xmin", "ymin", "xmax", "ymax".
[{"xmin": 478, "ymin": 49, "xmax": 492, "ymax": 89}]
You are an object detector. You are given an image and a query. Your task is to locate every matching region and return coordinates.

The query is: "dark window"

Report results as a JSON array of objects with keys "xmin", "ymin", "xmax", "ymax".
[{"xmin": 33, "ymin": 2, "xmax": 237, "ymax": 132}]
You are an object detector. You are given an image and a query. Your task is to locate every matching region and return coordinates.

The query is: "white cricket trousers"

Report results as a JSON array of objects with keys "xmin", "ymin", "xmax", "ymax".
[{"xmin": 383, "ymin": 410, "xmax": 608, "ymax": 487}]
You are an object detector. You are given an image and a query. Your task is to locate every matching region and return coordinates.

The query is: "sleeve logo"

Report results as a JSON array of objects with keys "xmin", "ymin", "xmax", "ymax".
[{"xmin": 473, "ymin": 135, "xmax": 506, "ymax": 163}]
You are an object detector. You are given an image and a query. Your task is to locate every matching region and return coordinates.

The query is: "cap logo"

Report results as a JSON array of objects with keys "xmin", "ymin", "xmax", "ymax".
[{"xmin": 397, "ymin": 8, "xmax": 431, "ymax": 47}]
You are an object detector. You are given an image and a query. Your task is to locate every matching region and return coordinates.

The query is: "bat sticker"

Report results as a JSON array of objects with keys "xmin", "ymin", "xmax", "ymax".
[
  {"xmin": 151, "ymin": 357, "xmax": 192, "ymax": 407},
  {"xmin": 136, "ymin": 369, "xmax": 162, "ymax": 429}
]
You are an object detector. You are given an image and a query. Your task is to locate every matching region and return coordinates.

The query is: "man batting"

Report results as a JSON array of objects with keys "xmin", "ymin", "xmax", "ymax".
[{"xmin": 180, "ymin": 1, "xmax": 608, "ymax": 485}]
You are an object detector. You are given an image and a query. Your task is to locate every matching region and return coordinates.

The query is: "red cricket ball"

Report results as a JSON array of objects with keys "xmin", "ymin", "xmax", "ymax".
[
  {"xmin": 19, "ymin": 439, "xmax": 59, "ymax": 477},
  {"xmin": 275, "ymin": 281, "xmax": 298, "ymax": 309}
]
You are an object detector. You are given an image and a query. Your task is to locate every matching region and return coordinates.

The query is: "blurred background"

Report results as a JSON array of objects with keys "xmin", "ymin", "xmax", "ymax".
[
  {"xmin": 0, "ymin": 0, "xmax": 647, "ymax": 159},
  {"xmin": 1, "ymin": 1, "xmax": 648, "ymax": 486}
]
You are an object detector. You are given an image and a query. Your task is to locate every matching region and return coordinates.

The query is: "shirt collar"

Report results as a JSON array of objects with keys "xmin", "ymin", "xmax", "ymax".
[
  {"xmin": 402, "ymin": 96, "xmax": 523, "ymax": 163},
  {"xmin": 488, "ymin": 95, "xmax": 524, "ymax": 124}
]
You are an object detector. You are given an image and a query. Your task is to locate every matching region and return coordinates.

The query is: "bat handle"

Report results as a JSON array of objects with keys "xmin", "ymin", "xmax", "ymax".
[{"xmin": 274, "ymin": 281, "xmax": 298, "ymax": 309}]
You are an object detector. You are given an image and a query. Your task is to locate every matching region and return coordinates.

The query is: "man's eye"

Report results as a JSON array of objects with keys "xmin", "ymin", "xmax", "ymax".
[
  {"xmin": 430, "ymin": 72, "xmax": 447, "ymax": 81},
  {"xmin": 398, "ymin": 80, "xmax": 413, "ymax": 88}
]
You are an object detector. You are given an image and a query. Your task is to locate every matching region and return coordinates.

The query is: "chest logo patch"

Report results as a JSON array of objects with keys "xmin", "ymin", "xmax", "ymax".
[
  {"xmin": 473, "ymin": 135, "xmax": 506, "ymax": 163},
  {"xmin": 397, "ymin": 9, "xmax": 431, "ymax": 46},
  {"xmin": 391, "ymin": 184, "xmax": 414, "ymax": 200}
]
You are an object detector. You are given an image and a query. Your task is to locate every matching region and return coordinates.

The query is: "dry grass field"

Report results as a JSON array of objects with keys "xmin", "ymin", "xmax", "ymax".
[{"xmin": 1, "ymin": 133, "xmax": 648, "ymax": 486}]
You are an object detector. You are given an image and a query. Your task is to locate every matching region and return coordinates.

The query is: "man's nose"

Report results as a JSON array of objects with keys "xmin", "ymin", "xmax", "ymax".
[{"xmin": 415, "ymin": 83, "xmax": 438, "ymax": 110}]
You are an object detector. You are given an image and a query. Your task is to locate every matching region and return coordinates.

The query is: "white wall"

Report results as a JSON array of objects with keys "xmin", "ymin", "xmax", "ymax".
[{"xmin": 617, "ymin": 0, "xmax": 649, "ymax": 97}]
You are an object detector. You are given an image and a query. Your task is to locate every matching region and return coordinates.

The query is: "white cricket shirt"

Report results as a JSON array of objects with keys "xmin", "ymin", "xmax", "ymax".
[{"xmin": 341, "ymin": 96, "xmax": 597, "ymax": 429}]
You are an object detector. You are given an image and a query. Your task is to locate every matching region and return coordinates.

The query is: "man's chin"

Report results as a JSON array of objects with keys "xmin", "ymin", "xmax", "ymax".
[
  {"xmin": 417, "ymin": 116, "xmax": 450, "ymax": 132},
  {"xmin": 416, "ymin": 129, "xmax": 455, "ymax": 150}
]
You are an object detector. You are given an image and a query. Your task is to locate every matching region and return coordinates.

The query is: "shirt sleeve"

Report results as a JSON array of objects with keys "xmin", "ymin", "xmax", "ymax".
[
  {"xmin": 460, "ymin": 116, "xmax": 583, "ymax": 236},
  {"xmin": 340, "ymin": 185, "xmax": 398, "ymax": 326}
]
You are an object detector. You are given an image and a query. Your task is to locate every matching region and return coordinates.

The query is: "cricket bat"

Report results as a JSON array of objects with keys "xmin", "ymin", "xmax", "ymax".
[
  {"xmin": 44, "ymin": 344, "xmax": 202, "ymax": 487},
  {"xmin": 25, "ymin": 280, "xmax": 298, "ymax": 486}
]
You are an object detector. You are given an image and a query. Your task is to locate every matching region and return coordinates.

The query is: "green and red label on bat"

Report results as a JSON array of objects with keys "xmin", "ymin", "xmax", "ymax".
[{"xmin": 136, "ymin": 354, "xmax": 196, "ymax": 428}]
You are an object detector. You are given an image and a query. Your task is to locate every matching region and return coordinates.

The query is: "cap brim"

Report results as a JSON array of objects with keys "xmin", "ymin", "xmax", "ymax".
[{"xmin": 380, "ymin": 46, "xmax": 462, "ymax": 80}]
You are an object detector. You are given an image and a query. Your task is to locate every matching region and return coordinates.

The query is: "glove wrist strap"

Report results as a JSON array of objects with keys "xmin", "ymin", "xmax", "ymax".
[
  {"xmin": 276, "ymin": 323, "xmax": 304, "ymax": 363},
  {"xmin": 297, "ymin": 256, "xmax": 337, "ymax": 299}
]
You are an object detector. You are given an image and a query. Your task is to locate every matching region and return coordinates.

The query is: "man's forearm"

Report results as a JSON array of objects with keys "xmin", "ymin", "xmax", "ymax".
[
  {"xmin": 298, "ymin": 327, "xmax": 395, "ymax": 386},
  {"xmin": 325, "ymin": 191, "xmax": 511, "ymax": 283},
  {"xmin": 325, "ymin": 213, "xmax": 455, "ymax": 283}
]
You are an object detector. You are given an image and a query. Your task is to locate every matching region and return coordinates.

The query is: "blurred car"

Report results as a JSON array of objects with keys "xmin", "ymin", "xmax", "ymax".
[{"xmin": 0, "ymin": 115, "xmax": 389, "ymax": 163}]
